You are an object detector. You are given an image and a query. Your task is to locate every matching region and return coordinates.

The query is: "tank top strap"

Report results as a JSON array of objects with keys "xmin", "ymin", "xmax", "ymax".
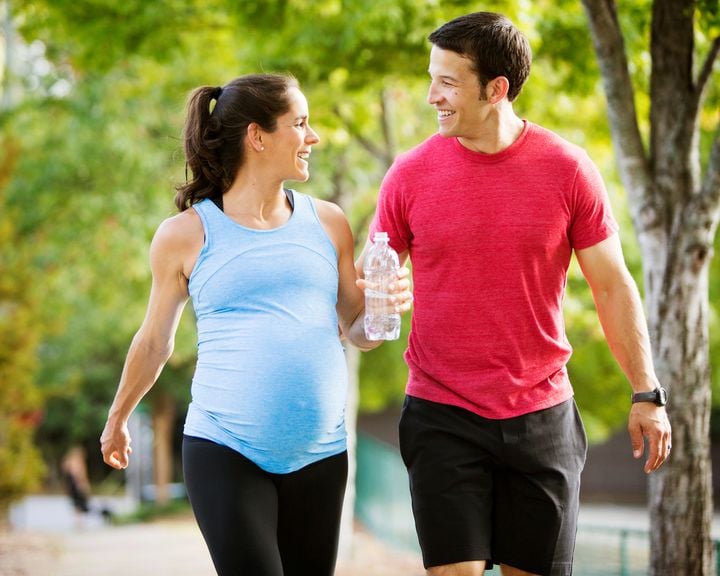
[
  {"xmin": 290, "ymin": 189, "xmax": 322, "ymax": 228},
  {"xmin": 191, "ymin": 198, "xmax": 234, "ymax": 253}
]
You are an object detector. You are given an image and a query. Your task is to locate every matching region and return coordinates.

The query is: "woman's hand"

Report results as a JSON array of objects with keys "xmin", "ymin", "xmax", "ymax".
[{"xmin": 100, "ymin": 419, "xmax": 133, "ymax": 470}]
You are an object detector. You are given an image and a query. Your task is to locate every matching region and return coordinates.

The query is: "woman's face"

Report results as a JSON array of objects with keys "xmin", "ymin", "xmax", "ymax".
[{"xmin": 265, "ymin": 87, "xmax": 320, "ymax": 183}]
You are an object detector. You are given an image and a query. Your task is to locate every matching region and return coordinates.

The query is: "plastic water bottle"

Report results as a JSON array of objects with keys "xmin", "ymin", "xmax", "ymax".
[{"xmin": 364, "ymin": 232, "xmax": 401, "ymax": 340}]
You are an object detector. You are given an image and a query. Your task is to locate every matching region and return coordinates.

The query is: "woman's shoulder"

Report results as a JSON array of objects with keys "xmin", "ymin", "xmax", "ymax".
[
  {"xmin": 151, "ymin": 207, "xmax": 204, "ymax": 253},
  {"xmin": 312, "ymin": 196, "xmax": 346, "ymax": 222},
  {"xmin": 308, "ymin": 196, "xmax": 352, "ymax": 254},
  {"xmin": 312, "ymin": 197, "xmax": 350, "ymax": 235}
]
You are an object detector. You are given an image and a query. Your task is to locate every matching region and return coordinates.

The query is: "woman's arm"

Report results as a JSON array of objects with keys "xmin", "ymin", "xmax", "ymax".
[
  {"xmin": 100, "ymin": 211, "xmax": 202, "ymax": 469},
  {"xmin": 315, "ymin": 199, "xmax": 411, "ymax": 351}
]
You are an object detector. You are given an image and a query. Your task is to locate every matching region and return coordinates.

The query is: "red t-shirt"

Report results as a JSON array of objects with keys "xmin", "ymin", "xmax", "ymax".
[{"xmin": 370, "ymin": 121, "xmax": 619, "ymax": 419}]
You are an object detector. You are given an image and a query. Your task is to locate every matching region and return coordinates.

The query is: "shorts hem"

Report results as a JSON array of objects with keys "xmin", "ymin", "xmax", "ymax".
[{"xmin": 423, "ymin": 551, "xmax": 492, "ymax": 570}]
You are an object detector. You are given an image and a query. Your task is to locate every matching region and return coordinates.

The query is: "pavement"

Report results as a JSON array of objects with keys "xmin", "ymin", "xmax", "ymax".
[
  {"xmin": 0, "ymin": 495, "xmax": 424, "ymax": 576},
  {"xmin": 3, "ymin": 495, "xmax": 720, "ymax": 576}
]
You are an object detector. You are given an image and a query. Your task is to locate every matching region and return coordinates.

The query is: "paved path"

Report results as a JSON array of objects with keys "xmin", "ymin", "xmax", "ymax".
[
  {"xmin": 1, "ymin": 516, "xmax": 215, "ymax": 576},
  {"xmin": 1, "ymin": 495, "xmax": 423, "ymax": 576},
  {"xmin": 0, "ymin": 519, "xmax": 423, "ymax": 576},
  {"xmin": 4, "ymin": 496, "xmax": 720, "ymax": 576}
]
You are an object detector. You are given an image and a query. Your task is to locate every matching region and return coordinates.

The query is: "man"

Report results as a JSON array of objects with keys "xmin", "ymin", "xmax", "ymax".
[{"xmin": 356, "ymin": 12, "xmax": 672, "ymax": 576}]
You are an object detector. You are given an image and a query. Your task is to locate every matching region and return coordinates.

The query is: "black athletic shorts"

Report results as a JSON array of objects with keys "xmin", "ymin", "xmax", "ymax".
[{"xmin": 399, "ymin": 395, "xmax": 587, "ymax": 576}]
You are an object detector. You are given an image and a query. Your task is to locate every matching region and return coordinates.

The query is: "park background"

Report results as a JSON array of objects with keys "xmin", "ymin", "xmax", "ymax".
[{"xmin": 0, "ymin": 0, "xmax": 719, "ymax": 574}]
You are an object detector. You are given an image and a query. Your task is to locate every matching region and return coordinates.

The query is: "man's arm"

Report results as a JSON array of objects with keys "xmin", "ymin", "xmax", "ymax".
[{"xmin": 575, "ymin": 234, "xmax": 672, "ymax": 473}]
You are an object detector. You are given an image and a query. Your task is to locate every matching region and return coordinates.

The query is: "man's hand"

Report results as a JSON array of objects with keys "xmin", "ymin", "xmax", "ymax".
[
  {"xmin": 356, "ymin": 266, "xmax": 413, "ymax": 315},
  {"xmin": 628, "ymin": 402, "xmax": 672, "ymax": 473}
]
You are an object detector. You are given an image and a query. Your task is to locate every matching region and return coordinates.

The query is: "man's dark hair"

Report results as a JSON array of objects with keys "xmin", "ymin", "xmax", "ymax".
[{"xmin": 428, "ymin": 12, "xmax": 531, "ymax": 102}]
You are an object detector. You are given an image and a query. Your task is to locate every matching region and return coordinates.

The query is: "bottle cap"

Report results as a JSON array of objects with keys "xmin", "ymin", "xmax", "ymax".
[{"xmin": 373, "ymin": 231, "xmax": 389, "ymax": 242}]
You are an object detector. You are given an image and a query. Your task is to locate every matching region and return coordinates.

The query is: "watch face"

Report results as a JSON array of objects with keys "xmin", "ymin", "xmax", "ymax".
[{"xmin": 657, "ymin": 387, "xmax": 668, "ymax": 406}]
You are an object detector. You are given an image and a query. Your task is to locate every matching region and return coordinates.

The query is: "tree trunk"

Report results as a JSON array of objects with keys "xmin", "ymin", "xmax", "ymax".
[
  {"xmin": 151, "ymin": 393, "xmax": 176, "ymax": 506},
  {"xmin": 645, "ymin": 228, "xmax": 714, "ymax": 574},
  {"xmin": 581, "ymin": 0, "xmax": 720, "ymax": 573}
]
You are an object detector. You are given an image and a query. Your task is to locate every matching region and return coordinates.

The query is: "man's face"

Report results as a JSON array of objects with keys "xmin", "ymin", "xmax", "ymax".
[{"xmin": 427, "ymin": 45, "xmax": 489, "ymax": 140}]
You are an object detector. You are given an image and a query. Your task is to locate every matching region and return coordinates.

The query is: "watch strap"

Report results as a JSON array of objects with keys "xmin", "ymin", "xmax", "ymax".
[{"xmin": 631, "ymin": 387, "xmax": 667, "ymax": 406}]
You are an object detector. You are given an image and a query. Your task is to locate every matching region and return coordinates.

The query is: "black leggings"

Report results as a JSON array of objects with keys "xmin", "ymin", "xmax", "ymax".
[{"xmin": 182, "ymin": 435, "xmax": 348, "ymax": 576}]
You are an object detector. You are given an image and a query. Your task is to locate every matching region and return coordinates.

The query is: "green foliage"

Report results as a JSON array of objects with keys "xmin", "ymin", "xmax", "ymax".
[
  {"xmin": 1, "ymin": 54, "xmax": 201, "ymax": 479},
  {"xmin": 708, "ymin": 231, "xmax": 720, "ymax": 436},
  {"xmin": 358, "ymin": 317, "xmax": 411, "ymax": 412},
  {"xmin": 110, "ymin": 497, "xmax": 192, "ymax": 525},
  {"xmin": 0, "ymin": 136, "xmax": 45, "ymax": 512},
  {"xmin": 227, "ymin": 0, "xmax": 469, "ymax": 88},
  {"xmin": 13, "ymin": 0, "xmax": 214, "ymax": 71},
  {"xmin": 698, "ymin": 0, "xmax": 720, "ymax": 34},
  {"xmin": 530, "ymin": 0, "xmax": 601, "ymax": 97}
]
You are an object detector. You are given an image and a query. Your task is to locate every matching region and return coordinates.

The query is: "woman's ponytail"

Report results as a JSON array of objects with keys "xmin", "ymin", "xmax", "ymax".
[{"xmin": 174, "ymin": 86, "xmax": 228, "ymax": 211}]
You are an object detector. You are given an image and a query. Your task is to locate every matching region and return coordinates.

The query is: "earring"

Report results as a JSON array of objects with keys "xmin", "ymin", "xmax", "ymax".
[{"xmin": 260, "ymin": 146, "xmax": 265, "ymax": 151}]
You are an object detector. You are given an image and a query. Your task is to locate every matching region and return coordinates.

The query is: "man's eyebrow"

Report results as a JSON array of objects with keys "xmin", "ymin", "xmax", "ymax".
[{"xmin": 428, "ymin": 69, "xmax": 458, "ymax": 80}]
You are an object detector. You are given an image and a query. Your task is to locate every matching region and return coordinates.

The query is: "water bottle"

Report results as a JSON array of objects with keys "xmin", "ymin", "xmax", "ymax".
[{"xmin": 363, "ymin": 232, "xmax": 401, "ymax": 341}]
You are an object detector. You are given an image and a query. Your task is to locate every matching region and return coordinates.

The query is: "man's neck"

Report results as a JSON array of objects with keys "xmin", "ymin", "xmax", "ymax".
[{"xmin": 458, "ymin": 109, "xmax": 525, "ymax": 154}]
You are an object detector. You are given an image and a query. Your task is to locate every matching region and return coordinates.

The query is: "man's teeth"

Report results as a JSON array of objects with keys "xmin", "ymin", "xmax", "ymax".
[{"xmin": 438, "ymin": 110, "xmax": 455, "ymax": 117}]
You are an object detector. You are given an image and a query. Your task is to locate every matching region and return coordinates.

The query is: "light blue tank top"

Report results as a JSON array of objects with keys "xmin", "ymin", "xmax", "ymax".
[{"xmin": 183, "ymin": 192, "xmax": 347, "ymax": 473}]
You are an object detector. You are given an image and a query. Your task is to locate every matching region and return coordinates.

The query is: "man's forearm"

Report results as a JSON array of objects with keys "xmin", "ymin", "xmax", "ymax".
[{"xmin": 593, "ymin": 275, "xmax": 660, "ymax": 393}]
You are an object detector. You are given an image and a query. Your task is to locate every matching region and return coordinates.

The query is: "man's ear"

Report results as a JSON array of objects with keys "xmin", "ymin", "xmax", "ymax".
[{"xmin": 486, "ymin": 76, "xmax": 510, "ymax": 104}]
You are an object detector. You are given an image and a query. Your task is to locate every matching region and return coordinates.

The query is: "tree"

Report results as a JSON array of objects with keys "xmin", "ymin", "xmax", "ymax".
[
  {"xmin": 0, "ymin": 1, "xmax": 48, "ymax": 517},
  {"xmin": 581, "ymin": 0, "xmax": 720, "ymax": 573},
  {"xmin": 0, "ymin": 134, "xmax": 45, "ymax": 519}
]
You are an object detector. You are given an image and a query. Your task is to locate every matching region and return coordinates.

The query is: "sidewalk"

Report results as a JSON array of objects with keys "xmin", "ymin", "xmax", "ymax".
[
  {"xmin": 1, "ymin": 495, "xmax": 423, "ymax": 576},
  {"xmin": 3, "ymin": 495, "xmax": 720, "ymax": 576},
  {"xmin": 0, "ymin": 519, "xmax": 424, "ymax": 576}
]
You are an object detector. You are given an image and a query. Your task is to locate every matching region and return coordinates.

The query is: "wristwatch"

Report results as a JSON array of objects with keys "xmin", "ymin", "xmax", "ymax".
[{"xmin": 631, "ymin": 386, "xmax": 668, "ymax": 406}]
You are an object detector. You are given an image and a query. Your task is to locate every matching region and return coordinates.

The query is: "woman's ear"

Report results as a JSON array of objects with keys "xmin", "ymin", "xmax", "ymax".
[{"xmin": 247, "ymin": 123, "xmax": 265, "ymax": 152}]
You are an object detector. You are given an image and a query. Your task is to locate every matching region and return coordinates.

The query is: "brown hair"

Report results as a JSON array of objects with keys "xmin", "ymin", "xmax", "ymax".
[
  {"xmin": 174, "ymin": 73, "xmax": 299, "ymax": 211},
  {"xmin": 428, "ymin": 12, "xmax": 531, "ymax": 102}
]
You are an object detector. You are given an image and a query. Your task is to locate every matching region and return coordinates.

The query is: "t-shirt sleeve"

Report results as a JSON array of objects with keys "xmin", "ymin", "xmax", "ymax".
[
  {"xmin": 569, "ymin": 152, "xmax": 620, "ymax": 250},
  {"xmin": 369, "ymin": 159, "xmax": 411, "ymax": 255}
]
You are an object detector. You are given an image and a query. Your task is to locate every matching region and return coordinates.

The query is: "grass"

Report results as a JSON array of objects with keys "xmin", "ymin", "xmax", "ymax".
[{"xmin": 110, "ymin": 498, "xmax": 193, "ymax": 525}]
